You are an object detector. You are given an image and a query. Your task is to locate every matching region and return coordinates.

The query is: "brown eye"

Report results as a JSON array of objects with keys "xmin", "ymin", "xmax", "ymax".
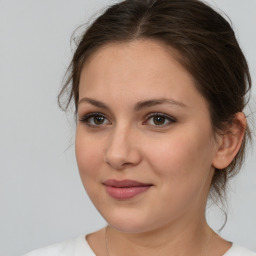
[
  {"xmin": 153, "ymin": 116, "xmax": 166, "ymax": 125},
  {"xmin": 79, "ymin": 113, "xmax": 111, "ymax": 127},
  {"xmin": 144, "ymin": 113, "xmax": 176, "ymax": 127},
  {"xmin": 93, "ymin": 116, "xmax": 105, "ymax": 125}
]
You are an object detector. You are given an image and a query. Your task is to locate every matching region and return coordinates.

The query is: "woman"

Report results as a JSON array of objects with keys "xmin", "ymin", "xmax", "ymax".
[{"xmin": 24, "ymin": 0, "xmax": 255, "ymax": 255}]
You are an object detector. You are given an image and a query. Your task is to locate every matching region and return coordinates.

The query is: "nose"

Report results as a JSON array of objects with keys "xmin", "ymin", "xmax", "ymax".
[{"xmin": 104, "ymin": 125, "xmax": 142, "ymax": 170}]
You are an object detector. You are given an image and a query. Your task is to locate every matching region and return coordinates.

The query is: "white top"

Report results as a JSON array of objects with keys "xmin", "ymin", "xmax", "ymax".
[{"xmin": 23, "ymin": 235, "xmax": 256, "ymax": 256}]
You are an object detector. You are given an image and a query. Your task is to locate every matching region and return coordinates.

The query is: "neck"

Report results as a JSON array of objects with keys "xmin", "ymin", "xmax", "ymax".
[{"xmin": 106, "ymin": 216, "xmax": 215, "ymax": 256}]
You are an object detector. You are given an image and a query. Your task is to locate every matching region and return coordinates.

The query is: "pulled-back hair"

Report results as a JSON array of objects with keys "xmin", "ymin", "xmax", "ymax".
[{"xmin": 58, "ymin": 0, "xmax": 252, "ymax": 203}]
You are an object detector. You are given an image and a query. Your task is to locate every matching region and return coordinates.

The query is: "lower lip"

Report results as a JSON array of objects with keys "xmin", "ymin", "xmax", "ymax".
[{"xmin": 105, "ymin": 185, "xmax": 152, "ymax": 200}]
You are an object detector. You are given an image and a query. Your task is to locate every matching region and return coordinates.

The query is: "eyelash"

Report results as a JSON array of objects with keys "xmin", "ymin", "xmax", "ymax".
[{"xmin": 79, "ymin": 112, "xmax": 176, "ymax": 128}]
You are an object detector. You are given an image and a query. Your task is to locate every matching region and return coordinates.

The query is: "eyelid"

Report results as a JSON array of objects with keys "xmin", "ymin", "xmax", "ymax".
[
  {"xmin": 79, "ymin": 112, "xmax": 111, "ymax": 127},
  {"xmin": 78, "ymin": 111, "xmax": 176, "ymax": 128},
  {"xmin": 143, "ymin": 112, "xmax": 177, "ymax": 126}
]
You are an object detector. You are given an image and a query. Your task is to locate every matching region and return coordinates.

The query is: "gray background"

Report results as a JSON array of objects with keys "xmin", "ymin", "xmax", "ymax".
[{"xmin": 0, "ymin": 0, "xmax": 255, "ymax": 255}]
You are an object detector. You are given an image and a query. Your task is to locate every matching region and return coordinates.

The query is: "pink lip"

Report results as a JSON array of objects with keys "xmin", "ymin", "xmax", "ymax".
[{"xmin": 103, "ymin": 179, "xmax": 153, "ymax": 200}]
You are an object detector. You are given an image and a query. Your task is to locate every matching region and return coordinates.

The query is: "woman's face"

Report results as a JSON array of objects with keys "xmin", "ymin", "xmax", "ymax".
[{"xmin": 76, "ymin": 39, "xmax": 220, "ymax": 233}]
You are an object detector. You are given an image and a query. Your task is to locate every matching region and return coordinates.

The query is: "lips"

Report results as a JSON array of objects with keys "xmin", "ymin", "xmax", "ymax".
[{"xmin": 103, "ymin": 179, "xmax": 153, "ymax": 200}]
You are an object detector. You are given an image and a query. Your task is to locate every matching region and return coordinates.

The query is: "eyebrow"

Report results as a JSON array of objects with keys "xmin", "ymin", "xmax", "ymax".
[{"xmin": 78, "ymin": 97, "xmax": 187, "ymax": 111}]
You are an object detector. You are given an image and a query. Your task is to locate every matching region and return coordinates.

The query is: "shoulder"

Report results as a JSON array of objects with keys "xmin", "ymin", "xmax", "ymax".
[
  {"xmin": 224, "ymin": 243, "xmax": 256, "ymax": 256},
  {"xmin": 22, "ymin": 235, "xmax": 95, "ymax": 256}
]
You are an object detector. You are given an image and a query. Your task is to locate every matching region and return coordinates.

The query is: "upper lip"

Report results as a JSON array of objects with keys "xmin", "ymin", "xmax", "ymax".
[{"xmin": 103, "ymin": 179, "xmax": 153, "ymax": 188}]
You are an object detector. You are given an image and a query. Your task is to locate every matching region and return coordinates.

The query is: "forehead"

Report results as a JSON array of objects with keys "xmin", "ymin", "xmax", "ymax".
[
  {"xmin": 83, "ymin": 39, "xmax": 179, "ymax": 67},
  {"xmin": 79, "ymin": 39, "xmax": 207, "ymax": 111},
  {"xmin": 81, "ymin": 39, "xmax": 186, "ymax": 85}
]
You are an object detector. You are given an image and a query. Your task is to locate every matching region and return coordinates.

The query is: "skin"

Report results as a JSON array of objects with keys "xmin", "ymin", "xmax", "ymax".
[{"xmin": 75, "ymin": 39, "xmax": 245, "ymax": 256}]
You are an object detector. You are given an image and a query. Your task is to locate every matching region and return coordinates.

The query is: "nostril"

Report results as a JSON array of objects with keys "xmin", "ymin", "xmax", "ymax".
[
  {"xmin": 104, "ymin": 135, "xmax": 142, "ymax": 169},
  {"xmin": 105, "ymin": 158, "xmax": 131, "ymax": 170}
]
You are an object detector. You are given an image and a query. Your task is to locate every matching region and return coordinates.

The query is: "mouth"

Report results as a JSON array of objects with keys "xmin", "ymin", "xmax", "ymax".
[{"xmin": 102, "ymin": 179, "xmax": 153, "ymax": 200}]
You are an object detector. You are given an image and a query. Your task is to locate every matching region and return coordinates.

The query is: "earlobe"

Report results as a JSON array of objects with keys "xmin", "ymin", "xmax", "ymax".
[{"xmin": 212, "ymin": 112, "xmax": 246, "ymax": 169}]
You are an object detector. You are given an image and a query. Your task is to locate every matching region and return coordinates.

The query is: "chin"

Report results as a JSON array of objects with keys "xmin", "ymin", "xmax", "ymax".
[{"xmin": 100, "ymin": 208, "xmax": 164, "ymax": 234}]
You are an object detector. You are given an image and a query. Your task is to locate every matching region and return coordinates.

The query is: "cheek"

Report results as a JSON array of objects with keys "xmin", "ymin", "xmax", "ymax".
[
  {"xmin": 75, "ymin": 130, "xmax": 110, "ymax": 209},
  {"xmin": 144, "ymin": 131, "xmax": 215, "ymax": 213},
  {"xmin": 75, "ymin": 131, "xmax": 103, "ymax": 180},
  {"xmin": 144, "ymin": 128, "xmax": 215, "ymax": 182}
]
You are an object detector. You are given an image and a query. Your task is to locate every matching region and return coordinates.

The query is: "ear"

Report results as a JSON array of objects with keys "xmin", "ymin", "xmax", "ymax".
[{"xmin": 212, "ymin": 112, "xmax": 247, "ymax": 169}]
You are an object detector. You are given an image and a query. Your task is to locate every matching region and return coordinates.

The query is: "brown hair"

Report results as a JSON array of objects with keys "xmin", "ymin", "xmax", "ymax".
[{"xmin": 58, "ymin": 0, "xmax": 252, "ymax": 203}]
